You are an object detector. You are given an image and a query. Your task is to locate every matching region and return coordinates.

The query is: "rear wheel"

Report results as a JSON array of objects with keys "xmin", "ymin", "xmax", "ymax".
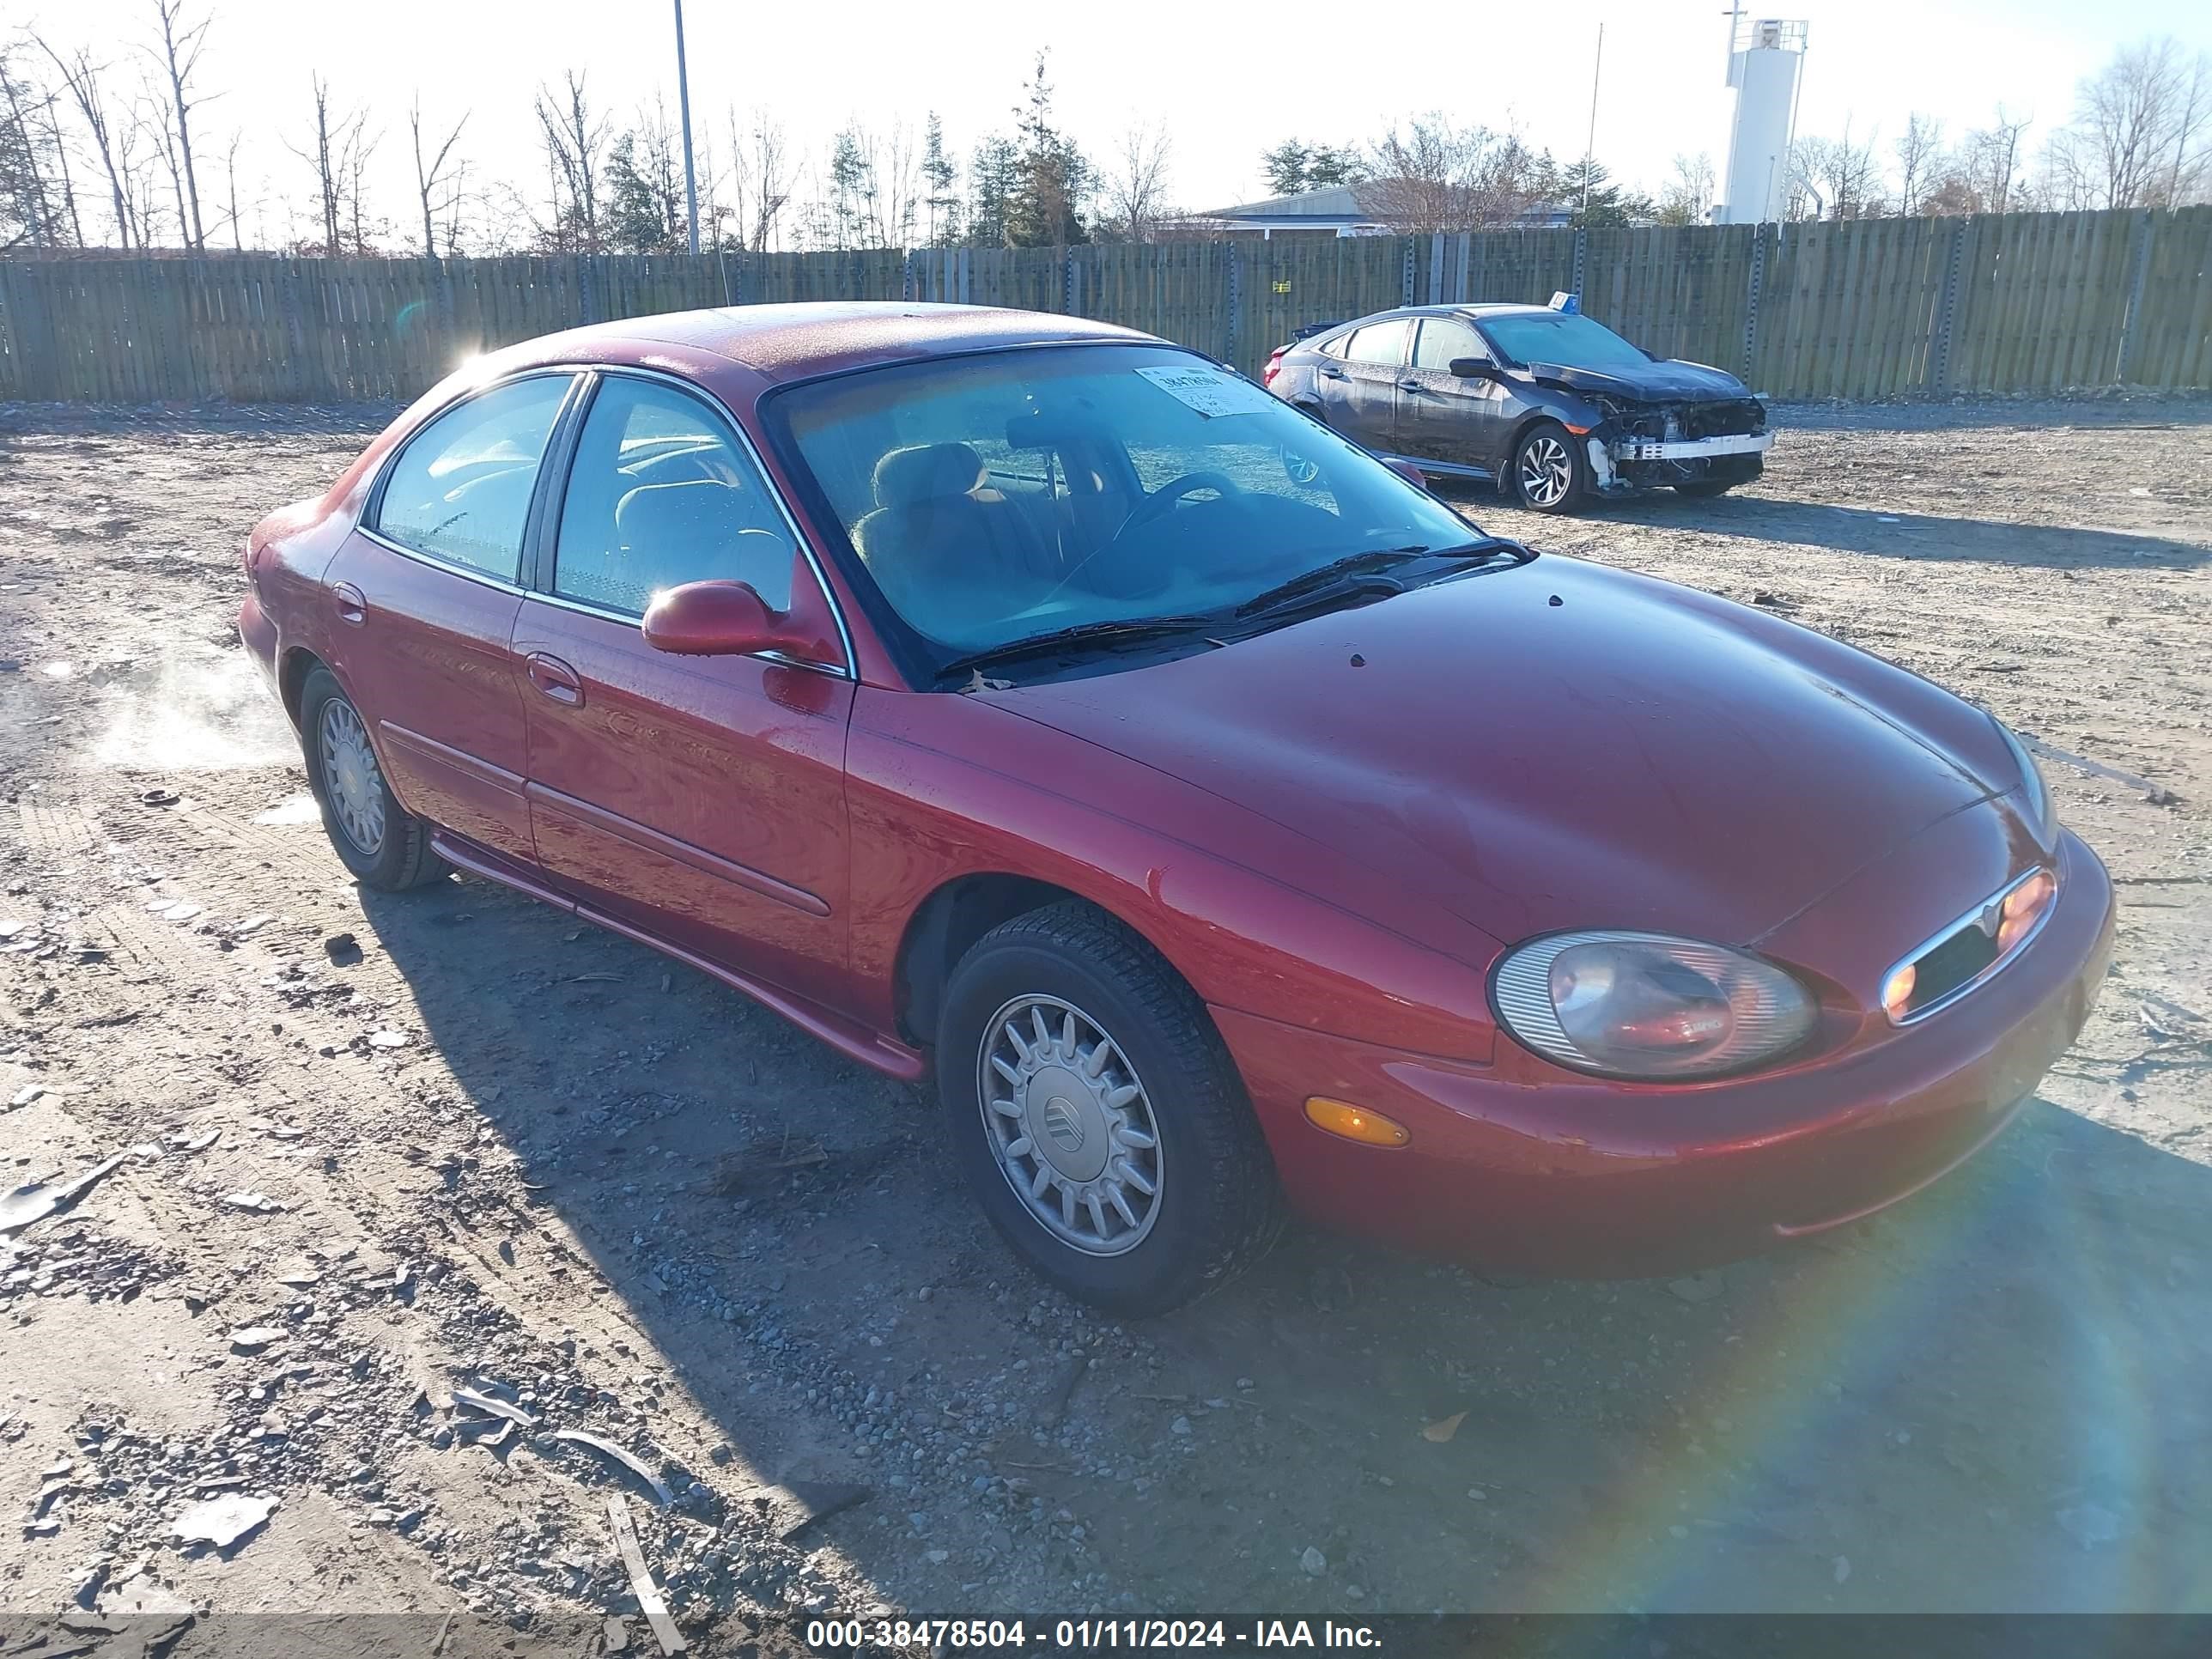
[
  {"xmin": 1512, "ymin": 421, "xmax": 1589, "ymax": 514},
  {"xmin": 299, "ymin": 667, "xmax": 448, "ymax": 892},
  {"xmin": 936, "ymin": 902, "xmax": 1283, "ymax": 1316}
]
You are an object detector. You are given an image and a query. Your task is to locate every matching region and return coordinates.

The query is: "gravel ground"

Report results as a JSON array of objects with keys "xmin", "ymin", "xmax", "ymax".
[{"xmin": 1, "ymin": 397, "xmax": 2209, "ymax": 1650}]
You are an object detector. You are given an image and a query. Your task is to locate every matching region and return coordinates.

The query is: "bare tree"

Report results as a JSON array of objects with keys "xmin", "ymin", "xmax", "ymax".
[
  {"xmin": 1893, "ymin": 113, "xmax": 1944, "ymax": 215},
  {"xmin": 1364, "ymin": 113, "xmax": 1541, "ymax": 231},
  {"xmin": 409, "ymin": 94, "xmax": 468, "ymax": 257},
  {"xmin": 1655, "ymin": 151, "xmax": 1714, "ymax": 225},
  {"xmin": 286, "ymin": 74, "xmax": 374, "ymax": 254},
  {"xmin": 1790, "ymin": 119, "xmax": 1883, "ymax": 219},
  {"xmin": 533, "ymin": 70, "xmax": 606, "ymax": 252},
  {"xmin": 139, "ymin": 75, "xmax": 189, "ymax": 244},
  {"xmin": 220, "ymin": 126, "xmax": 243, "ymax": 249},
  {"xmin": 1100, "ymin": 121, "xmax": 1173, "ymax": 242},
  {"xmin": 2065, "ymin": 36, "xmax": 2212, "ymax": 207},
  {"xmin": 147, "ymin": 0, "xmax": 213, "ymax": 248},
  {"xmin": 1961, "ymin": 107, "xmax": 2033, "ymax": 213},
  {"xmin": 727, "ymin": 108, "xmax": 792, "ymax": 252},
  {"xmin": 35, "ymin": 40, "xmax": 131, "ymax": 247}
]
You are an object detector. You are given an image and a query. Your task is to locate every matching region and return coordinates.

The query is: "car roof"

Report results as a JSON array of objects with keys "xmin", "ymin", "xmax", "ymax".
[
  {"xmin": 1309, "ymin": 302, "xmax": 1561, "ymax": 337},
  {"xmin": 495, "ymin": 302, "xmax": 1165, "ymax": 386}
]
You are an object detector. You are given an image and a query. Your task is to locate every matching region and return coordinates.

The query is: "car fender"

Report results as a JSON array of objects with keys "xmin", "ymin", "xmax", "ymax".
[{"xmin": 843, "ymin": 689, "xmax": 1499, "ymax": 1064}]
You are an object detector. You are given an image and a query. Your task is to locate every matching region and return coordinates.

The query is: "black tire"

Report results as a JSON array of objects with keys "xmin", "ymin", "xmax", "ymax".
[
  {"xmin": 1673, "ymin": 479, "xmax": 1737, "ymax": 499},
  {"xmin": 936, "ymin": 902, "xmax": 1284, "ymax": 1316},
  {"xmin": 1510, "ymin": 420, "xmax": 1591, "ymax": 514},
  {"xmin": 298, "ymin": 666, "xmax": 448, "ymax": 892}
]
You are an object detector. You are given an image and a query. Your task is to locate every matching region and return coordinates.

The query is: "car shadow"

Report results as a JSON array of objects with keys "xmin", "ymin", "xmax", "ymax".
[
  {"xmin": 355, "ymin": 876, "xmax": 2212, "ymax": 1614},
  {"xmin": 1434, "ymin": 480, "xmax": 2209, "ymax": 570}
]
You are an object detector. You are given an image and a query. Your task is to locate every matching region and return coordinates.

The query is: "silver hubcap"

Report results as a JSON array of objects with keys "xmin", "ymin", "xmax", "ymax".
[
  {"xmin": 318, "ymin": 698, "xmax": 386, "ymax": 857},
  {"xmin": 1519, "ymin": 434, "xmax": 1573, "ymax": 507},
  {"xmin": 978, "ymin": 995, "xmax": 1164, "ymax": 1257}
]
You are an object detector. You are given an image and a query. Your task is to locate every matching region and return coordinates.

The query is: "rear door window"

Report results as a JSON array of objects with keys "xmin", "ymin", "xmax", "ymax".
[
  {"xmin": 1343, "ymin": 318, "xmax": 1412, "ymax": 367},
  {"xmin": 374, "ymin": 374, "xmax": 574, "ymax": 581}
]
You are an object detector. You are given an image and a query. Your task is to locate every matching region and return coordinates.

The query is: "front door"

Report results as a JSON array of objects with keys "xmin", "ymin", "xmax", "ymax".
[
  {"xmin": 1397, "ymin": 317, "xmax": 1514, "ymax": 472},
  {"xmin": 513, "ymin": 372, "xmax": 854, "ymax": 1006},
  {"xmin": 1325, "ymin": 315, "xmax": 1413, "ymax": 451},
  {"xmin": 323, "ymin": 372, "xmax": 580, "ymax": 866}
]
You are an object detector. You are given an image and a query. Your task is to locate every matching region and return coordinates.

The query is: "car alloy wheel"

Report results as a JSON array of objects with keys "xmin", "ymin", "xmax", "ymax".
[
  {"xmin": 1517, "ymin": 434, "xmax": 1575, "ymax": 508},
  {"xmin": 976, "ymin": 993, "xmax": 1164, "ymax": 1256},
  {"xmin": 318, "ymin": 696, "xmax": 387, "ymax": 857}
]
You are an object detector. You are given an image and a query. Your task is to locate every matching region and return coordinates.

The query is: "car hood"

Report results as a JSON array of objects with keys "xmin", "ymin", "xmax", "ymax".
[
  {"xmin": 1520, "ymin": 357, "xmax": 1750, "ymax": 402},
  {"xmin": 982, "ymin": 557, "xmax": 2014, "ymax": 951}
]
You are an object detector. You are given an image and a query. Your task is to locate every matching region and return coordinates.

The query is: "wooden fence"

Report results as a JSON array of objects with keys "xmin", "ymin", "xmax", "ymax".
[{"xmin": 2, "ymin": 207, "xmax": 2207, "ymax": 404}]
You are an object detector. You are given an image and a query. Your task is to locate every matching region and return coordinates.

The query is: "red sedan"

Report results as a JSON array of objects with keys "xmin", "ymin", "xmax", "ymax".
[{"xmin": 239, "ymin": 303, "xmax": 2113, "ymax": 1315}]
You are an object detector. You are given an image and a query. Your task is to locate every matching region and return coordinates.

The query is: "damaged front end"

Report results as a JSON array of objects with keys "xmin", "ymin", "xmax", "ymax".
[{"xmin": 1583, "ymin": 396, "xmax": 1771, "ymax": 495}]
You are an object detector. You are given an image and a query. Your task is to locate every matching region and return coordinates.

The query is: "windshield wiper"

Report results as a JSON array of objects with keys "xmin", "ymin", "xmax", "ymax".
[
  {"xmin": 936, "ymin": 616, "xmax": 1221, "ymax": 681},
  {"xmin": 1234, "ymin": 538, "xmax": 1518, "ymax": 619}
]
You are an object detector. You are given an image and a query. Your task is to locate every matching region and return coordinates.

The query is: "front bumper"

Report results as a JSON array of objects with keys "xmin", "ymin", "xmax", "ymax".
[
  {"xmin": 1612, "ymin": 432, "xmax": 1772, "ymax": 463},
  {"xmin": 1214, "ymin": 830, "xmax": 2113, "ymax": 1278}
]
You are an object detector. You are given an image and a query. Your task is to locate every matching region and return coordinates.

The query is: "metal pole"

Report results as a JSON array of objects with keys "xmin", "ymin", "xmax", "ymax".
[
  {"xmin": 674, "ymin": 0, "xmax": 701, "ymax": 254},
  {"xmin": 1581, "ymin": 22, "xmax": 1603, "ymax": 222}
]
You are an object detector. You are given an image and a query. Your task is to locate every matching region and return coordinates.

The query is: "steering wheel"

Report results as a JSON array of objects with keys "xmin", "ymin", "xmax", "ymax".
[
  {"xmin": 1120, "ymin": 471, "xmax": 1244, "ymax": 535},
  {"xmin": 1037, "ymin": 471, "xmax": 1249, "ymax": 605}
]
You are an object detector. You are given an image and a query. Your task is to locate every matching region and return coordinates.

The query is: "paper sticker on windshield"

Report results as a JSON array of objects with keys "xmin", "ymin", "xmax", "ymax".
[{"xmin": 1134, "ymin": 364, "xmax": 1279, "ymax": 419}]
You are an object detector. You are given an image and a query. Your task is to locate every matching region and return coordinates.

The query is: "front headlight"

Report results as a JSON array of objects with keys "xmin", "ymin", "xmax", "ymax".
[
  {"xmin": 1492, "ymin": 932, "xmax": 1817, "ymax": 1080},
  {"xmin": 1994, "ymin": 718, "xmax": 2053, "ymax": 831}
]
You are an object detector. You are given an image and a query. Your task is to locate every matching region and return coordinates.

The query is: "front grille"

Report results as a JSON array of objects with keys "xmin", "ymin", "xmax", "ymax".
[
  {"xmin": 1680, "ymin": 400, "xmax": 1764, "ymax": 439},
  {"xmin": 1905, "ymin": 922, "xmax": 2000, "ymax": 1013}
]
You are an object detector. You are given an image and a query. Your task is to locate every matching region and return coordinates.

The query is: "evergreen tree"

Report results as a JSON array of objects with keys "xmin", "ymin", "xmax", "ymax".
[
  {"xmin": 921, "ymin": 111, "xmax": 961, "ymax": 245},
  {"xmin": 1004, "ymin": 52, "xmax": 1092, "ymax": 246},
  {"xmin": 828, "ymin": 125, "xmax": 874, "ymax": 249},
  {"xmin": 966, "ymin": 133, "xmax": 1019, "ymax": 247}
]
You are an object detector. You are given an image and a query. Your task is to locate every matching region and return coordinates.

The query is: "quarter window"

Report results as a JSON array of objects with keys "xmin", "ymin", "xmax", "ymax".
[
  {"xmin": 374, "ymin": 375, "xmax": 573, "ymax": 581},
  {"xmin": 552, "ymin": 377, "xmax": 796, "ymax": 616},
  {"xmin": 1343, "ymin": 318, "xmax": 1412, "ymax": 367},
  {"xmin": 1413, "ymin": 319, "xmax": 1487, "ymax": 371}
]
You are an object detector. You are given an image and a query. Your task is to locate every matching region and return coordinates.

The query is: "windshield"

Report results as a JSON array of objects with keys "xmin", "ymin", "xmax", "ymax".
[
  {"xmin": 769, "ymin": 343, "xmax": 1478, "ymax": 675},
  {"xmin": 1480, "ymin": 312, "xmax": 1650, "ymax": 373}
]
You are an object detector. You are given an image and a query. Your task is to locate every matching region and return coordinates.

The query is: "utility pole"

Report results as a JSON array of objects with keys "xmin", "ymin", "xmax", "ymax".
[
  {"xmin": 1581, "ymin": 21, "xmax": 1604, "ymax": 221},
  {"xmin": 674, "ymin": 0, "xmax": 701, "ymax": 253}
]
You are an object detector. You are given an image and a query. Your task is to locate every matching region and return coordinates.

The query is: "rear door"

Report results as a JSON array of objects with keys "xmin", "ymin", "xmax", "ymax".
[
  {"xmin": 324, "ymin": 372, "xmax": 579, "ymax": 866},
  {"xmin": 1321, "ymin": 317, "xmax": 1412, "ymax": 450},
  {"xmin": 512, "ymin": 370, "xmax": 856, "ymax": 1006},
  {"xmin": 1398, "ymin": 317, "xmax": 1515, "ymax": 472}
]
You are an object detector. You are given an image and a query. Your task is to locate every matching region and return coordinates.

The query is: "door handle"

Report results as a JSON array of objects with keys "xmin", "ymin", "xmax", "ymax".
[
  {"xmin": 524, "ymin": 652, "xmax": 584, "ymax": 708},
  {"xmin": 1318, "ymin": 365, "xmax": 1346, "ymax": 380},
  {"xmin": 331, "ymin": 582, "xmax": 367, "ymax": 626},
  {"xmin": 1396, "ymin": 378, "xmax": 1424, "ymax": 392}
]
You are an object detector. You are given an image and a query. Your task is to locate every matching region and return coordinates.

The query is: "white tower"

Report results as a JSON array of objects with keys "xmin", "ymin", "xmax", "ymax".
[{"xmin": 1716, "ymin": 15, "xmax": 1807, "ymax": 224}]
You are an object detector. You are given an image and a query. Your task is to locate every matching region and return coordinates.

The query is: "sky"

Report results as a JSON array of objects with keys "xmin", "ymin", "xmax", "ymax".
[{"xmin": 19, "ymin": 0, "xmax": 2212, "ymax": 248}]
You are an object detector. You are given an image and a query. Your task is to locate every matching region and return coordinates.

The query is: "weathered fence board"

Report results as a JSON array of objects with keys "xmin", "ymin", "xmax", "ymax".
[{"xmin": 2, "ymin": 207, "xmax": 2206, "ymax": 404}]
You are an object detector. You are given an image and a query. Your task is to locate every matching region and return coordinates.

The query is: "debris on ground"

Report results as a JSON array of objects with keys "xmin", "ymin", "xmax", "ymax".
[
  {"xmin": 219, "ymin": 1191, "xmax": 284, "ymax": 1213},
  {"xmin": 453, "ymin": 1385, "xmax": 537, "ymax": 1430},
  {"xmin": 605, "ymin": 1496, "xmax": 684, "ymax": 1655},
  {"xmin": 760, "ymin": 1480, "xmax": 872, "ymax": 1543},
  {"xmin": 173, "ymin": 1492, "xmax": 278, "ymax": 1550},
  {"xmin": 0, "ymin": 1151, "xmax": 131, "ymax": 1235},
  {"xmin": 549, "ymin": 1429, "xmax": 676, "ymax": 1507},
  {"xmin": 1421, "ymin": 1411, "xmax": 1468, "ymax": 1443}
]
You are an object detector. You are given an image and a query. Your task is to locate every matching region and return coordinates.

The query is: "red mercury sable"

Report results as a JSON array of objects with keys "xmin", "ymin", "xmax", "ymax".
[{"xmin": 239, "ymin": 303, "xmax": 2113, "ymax": 1314}]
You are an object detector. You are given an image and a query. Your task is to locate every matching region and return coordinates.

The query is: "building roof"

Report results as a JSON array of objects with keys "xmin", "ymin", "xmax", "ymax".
[{"xmin": 1197, "ymin": 185, "xmax": 1383, "ymax": 227}]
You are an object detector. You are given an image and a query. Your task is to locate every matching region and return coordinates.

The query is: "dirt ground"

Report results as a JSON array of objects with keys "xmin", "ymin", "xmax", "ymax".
[{"xmin": 2, "ymin": 396, "xmax": 2209, "ymax": 1649}]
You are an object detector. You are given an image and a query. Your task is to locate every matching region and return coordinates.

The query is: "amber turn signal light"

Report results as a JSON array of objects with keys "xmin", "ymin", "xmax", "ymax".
[
  {"xmin": 1304, "ymin": 1097, "xmax": 1411, "ymax": 1148},
  {"xmin": 1881, "ymin": 963, "xmax": 1917, "ymax": 1021}
]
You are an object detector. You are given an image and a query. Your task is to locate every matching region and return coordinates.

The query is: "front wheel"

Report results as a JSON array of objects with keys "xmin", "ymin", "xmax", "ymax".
[
  {"xmin": 936, "ymin": 902, "xmax": 1283, "ymax": 1316},
  {"xmin": 299, "ymin": 667, "xmax": 448, "ymax": 892},
  {"xmin": 1512, "ymin": 421, "xmax": 1590, "ymax": 514}
]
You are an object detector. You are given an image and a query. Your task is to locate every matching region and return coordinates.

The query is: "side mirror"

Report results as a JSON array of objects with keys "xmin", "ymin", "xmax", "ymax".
[
  {"xmin": 1381, "ymin": 455, "xmax": 1429, "ymax": 489},
  {"xmin": 641, "ymin": 580, "xmax": 787, "ymax": 658},
  {"xmin": 1448, "ymin": 357, "xmax": 1497, "ymax": 381}
]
